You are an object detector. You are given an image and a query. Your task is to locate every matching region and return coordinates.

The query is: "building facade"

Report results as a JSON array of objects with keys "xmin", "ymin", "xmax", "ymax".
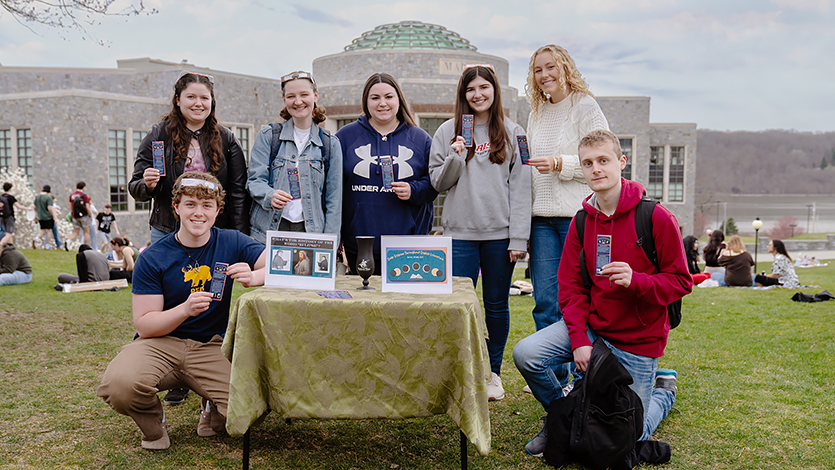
[{"xmin": 0, "ymin": 21, "xmax": 696, "ymax": 245}]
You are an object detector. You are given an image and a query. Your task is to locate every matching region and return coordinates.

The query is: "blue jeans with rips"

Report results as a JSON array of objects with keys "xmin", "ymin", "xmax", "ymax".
[
  {"xmin": 513, "ymin": 320, "xmax": 675, "ymax": 440},
  {"xmin": 453, "ymin": 238, "xmax": 515, "ymax": 376}
]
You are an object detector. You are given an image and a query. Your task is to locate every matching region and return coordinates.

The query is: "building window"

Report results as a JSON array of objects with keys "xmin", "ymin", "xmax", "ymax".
[
  {"xmin": 419, "ymin": 117, "xmax": 448, "ymax": 138},
  {"xmin": 108, "ymin": 130, "xmax": 129, "ymax": 211},
  {"xmin": 133, "ymin": 130, "xmax": 150, "ymax": 211},
  {"xmin": 648, "ymin": 146, "xmax": 664, "ymax": 199},
  {"xmin": 337, "ymin": 119, "xmax": 357, "ymax": 130},
  {"xmin": 668, "ymin": 146, "xmax": 685, "ymax": 202},
  {"xmin": 17, "ymin": 129, "xmax": 33, "ymax": 186},
  {"xmin": 0, "ymin": 130, "xmax": 10, "ymax": 171},
  {"xmin": 235, "ymin": 127, "xmax": 250, "ymax": 162},
  {"xmin": 619, "ymin": 137, "xmax": 633, "ymax": 180}
]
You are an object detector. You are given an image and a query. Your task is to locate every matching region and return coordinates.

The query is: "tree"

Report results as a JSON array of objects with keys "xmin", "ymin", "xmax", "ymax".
[
  {"xmin": 1, "ymin": 0, "xmax": 156, "ymax": 44},
  {"xmin": 766, "ymin": 215, "xmax": 805, "ymax": 240},
  {"xmin": 720, "ymin": 217, "xmax": 739, "ymax": 235},
  {"xmin": 821, "ymin": 156, "xmax": 829, "ymax": 170}
]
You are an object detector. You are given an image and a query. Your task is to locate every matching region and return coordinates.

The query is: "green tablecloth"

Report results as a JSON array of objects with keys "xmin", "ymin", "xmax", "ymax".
[{"xmin": 222, "ymin": 276, "xmax": 492, "ymax": 455}]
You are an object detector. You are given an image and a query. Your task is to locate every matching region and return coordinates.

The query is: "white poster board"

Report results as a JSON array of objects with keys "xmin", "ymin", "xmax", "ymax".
[
  {"xmin": 265, "ymin": 231, "xmax": 337, "ymax": 290},
  {"xmin": 381, "ymin": 235, "xmax": 453, "ymax": 294}
]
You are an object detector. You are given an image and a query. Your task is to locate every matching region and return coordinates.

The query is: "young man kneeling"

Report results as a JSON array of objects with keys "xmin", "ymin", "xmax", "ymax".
[
  {"xmin": 97, "ymin": 172, "xmax": 266, "ymax": 450},
  {"xmin": 513, "ymin": 130, "xmax": 692, "ymax": 456}
]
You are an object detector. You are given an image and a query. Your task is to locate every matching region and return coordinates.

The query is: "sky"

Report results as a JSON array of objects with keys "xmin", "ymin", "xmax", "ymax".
[{"xmin": 1, "ymin": 0, "xmax": 833, "ymax": 132}]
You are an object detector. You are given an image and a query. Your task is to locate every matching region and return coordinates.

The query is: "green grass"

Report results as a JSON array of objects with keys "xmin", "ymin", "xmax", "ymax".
[{"xmin": 2, "ymin": 248, "xmax": 834, "ymax": 469}]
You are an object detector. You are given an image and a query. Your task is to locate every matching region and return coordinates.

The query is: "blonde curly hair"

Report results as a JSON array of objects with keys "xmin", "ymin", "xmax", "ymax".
[{"xmin": 525, "ymin": 45, "xmax": 593, "ymax": 117}]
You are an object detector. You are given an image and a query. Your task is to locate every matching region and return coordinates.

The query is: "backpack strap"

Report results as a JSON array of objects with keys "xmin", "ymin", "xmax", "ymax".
[
  {"xmin": 267, "ymin": 122, "xmax": 284, "ymax": 187},
  {"xmin": 635, "ymin": 196, "xmax": 660, "ymax": 269},
  {"xmin": 573, "ymin": 209, "xmax": 593, "ymax": 291}
]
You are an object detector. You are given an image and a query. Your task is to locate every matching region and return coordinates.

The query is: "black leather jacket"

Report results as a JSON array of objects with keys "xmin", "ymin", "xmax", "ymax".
[{"xmin": 129, "ymin": 120, "xmax": 251, "ymax": 234}]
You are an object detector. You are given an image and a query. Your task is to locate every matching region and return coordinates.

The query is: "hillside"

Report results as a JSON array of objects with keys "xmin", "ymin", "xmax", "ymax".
[{"xmin": 696, "ymin": 130, "xmax": 835, "ymax": 195}]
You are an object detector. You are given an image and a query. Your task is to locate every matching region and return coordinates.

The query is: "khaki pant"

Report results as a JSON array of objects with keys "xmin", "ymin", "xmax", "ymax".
[{"xmin": 97, "ymin": 335, "xmax": 230, "ymax": 441}]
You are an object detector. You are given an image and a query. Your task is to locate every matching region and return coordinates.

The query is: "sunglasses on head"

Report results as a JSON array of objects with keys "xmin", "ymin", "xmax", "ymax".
[
  {"xmin": 177, "ymin": 70, "xmax": 215, "ymax": 85},
  {"xmin": 463, "ymin": 63, "xmax": 495, "ymax": 71},
  {"xmin": 281, "ymin": 71, "xmax": 315, "ymax": 86}
]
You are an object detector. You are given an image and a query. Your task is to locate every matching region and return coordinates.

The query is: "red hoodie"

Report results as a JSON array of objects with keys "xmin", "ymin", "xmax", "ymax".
[{"xmin": 558, "ymin": 179, "xmax": 693, "ymax": 358}]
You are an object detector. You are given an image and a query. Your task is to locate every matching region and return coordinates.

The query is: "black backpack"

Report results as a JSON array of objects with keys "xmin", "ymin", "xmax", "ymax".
[
  {"xmin": 72, "ymin": 195, "xmax": 88, "ymax": 218},
  {"xmin": 574, "ymin": 196, "xmax": 683, "ymax": 329}
]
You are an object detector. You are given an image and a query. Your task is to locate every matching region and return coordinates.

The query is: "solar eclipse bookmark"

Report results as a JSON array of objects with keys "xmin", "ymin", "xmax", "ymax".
[
  {"xmin": 380, "ymin": 156, "xmax": 394, "ymax": 190},
  {"xmin": 209, "ymin": 262, "xmax": 228, "ymax": 300},
  {"xmin": 287, "ymin": 168, "xmax": 301, "ymax": 200},
  {"xmin": 517, "ymin": 135, "xmax": 530, "ymax": 164},
  {"xmin": 462, "ymin": 114, "xmax": 474, "ymax": 147},
  {"xmin": 595, "ymin": 235, "xmax": 611, "ymax": 276},
  {"xmin": 152, "ymin": 141, "xmax": 165, "ymax": 176}
]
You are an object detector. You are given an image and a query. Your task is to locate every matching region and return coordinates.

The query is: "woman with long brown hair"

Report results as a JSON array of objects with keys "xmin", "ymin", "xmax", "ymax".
[
  {"xmin": 130, "ymin": 71, "xmax": 250, "ymax": 244},
  {"xmin": 429, "ymin": 64, "xmax": 531, "ymax": 401}
]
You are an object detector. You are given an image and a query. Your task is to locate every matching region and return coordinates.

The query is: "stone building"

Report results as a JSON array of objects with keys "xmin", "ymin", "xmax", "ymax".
[{"xmin": 0, "ymin": 21, "xmax": 696, "ymax": 244}]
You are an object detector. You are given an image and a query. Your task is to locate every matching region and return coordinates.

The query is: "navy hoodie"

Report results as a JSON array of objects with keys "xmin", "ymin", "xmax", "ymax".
[{"xmin": 336, "ymin": 115, "xmax": 437, "ymax": 255}]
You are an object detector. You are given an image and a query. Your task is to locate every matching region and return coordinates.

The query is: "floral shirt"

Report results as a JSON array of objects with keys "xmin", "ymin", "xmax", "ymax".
[{"xmin": 772, "ymin": 254, "xmax": 799, "ymax": 288}]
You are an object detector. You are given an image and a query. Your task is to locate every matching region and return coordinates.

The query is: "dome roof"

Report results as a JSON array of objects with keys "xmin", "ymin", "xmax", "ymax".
[{"xmin": 344, "ymin": 21, "xmax": 477, "ymax": 52}]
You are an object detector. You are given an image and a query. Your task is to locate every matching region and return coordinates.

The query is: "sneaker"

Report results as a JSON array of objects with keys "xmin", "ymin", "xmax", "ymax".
[
  {"xmin": 562, "ymin": 381, "xmax": 574, "ymax": 397},
  {"xmin": 33, "ymin": 238, "xmax": 40, "ymax": 249},
  {"xmin": 163, "ymin": 388, "xmax": 190, "ymax": 406},
  {"xmin": 487, "ymin": 372, "xmax": 505, "ymax": 401},
  {"xmin": 522, "ymin": 384, "xmax": 532, "ymax": 394},
  {"xmin": 525, "ymin": 415, "xmax": 548, "ymax": 457},
  {"xmin": 141, "ymin": 419, "xmax": 169, "ymax": 451},
  {"xmin": 655, "ymin": 369, "xmax": 678, "ymax": 396},
  {"xmin": 197, "ymin": 399, "xmax": 225, "ymax": 437}
]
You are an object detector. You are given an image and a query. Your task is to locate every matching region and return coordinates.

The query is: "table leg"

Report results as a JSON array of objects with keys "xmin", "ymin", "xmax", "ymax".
[
  {"xmin": 460, "ymin": 430, "xmax": 467, "ymax": 470},
  {"xmin": 243, "ymin": 428, "xmax": 250, "ymax": 470}
]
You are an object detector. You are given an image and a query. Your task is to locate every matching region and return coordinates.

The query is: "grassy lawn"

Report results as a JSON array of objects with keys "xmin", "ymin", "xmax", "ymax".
[{"xmin": 2, "ymin": 248, "xmax": 834, "ymax": 469}]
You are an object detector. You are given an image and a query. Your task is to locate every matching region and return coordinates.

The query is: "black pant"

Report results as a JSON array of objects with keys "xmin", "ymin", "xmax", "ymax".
[{"xmin": 755, "ymin": 274, "xmax": 780, "ymax": 286}]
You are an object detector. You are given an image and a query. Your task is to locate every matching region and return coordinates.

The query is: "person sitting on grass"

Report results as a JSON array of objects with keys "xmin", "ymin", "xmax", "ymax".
[
  {"xmin": 755, "ymin": 240, "xmax": 800, "ymax": 289},
  {"xmin": 513, "ymin": 129, "xmax": 692, "ymax": 457},
  {"xmin": 108, "ymin": 237, "xmax": 136, "ymax": 283},
  {"xmin": 718, "ymin": 235, "xmax": 755, "ymax": 287},
  {"xmin": 96, "ymin": 172, "xmax": 266, "ymax": 451},
  {"xmin": 0, "ymin": 243, "xmax": 33, "ymax": 286},
  {"xmin": 56, "ymin": 244, "xmax": 110, "ymax": 286}
]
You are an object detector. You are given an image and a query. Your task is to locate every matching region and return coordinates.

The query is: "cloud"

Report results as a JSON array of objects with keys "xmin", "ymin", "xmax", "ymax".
[
  {"xmin": 292, "ymin": 4, "xmax": 353, "ymax": 27},
  {"xmin": 770, "ymin": 0, "xmax": 832, "ymax": 12}
]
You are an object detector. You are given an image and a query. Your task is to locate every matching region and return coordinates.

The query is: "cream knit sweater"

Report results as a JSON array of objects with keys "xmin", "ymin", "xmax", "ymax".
[{"xmin": 529, "ymin": 93, "xmax": 609, "ymax": 217}]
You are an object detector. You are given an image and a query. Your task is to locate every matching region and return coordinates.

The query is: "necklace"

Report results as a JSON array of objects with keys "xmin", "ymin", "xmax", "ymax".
[{"xmin": 175, "ymin": 232, "xmax": 211, "ymax": 270}]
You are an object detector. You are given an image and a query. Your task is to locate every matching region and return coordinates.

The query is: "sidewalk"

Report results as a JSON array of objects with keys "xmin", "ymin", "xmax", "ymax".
[{"xmin": 515, "ymin": 250, "xmax": 835, "ymax": 268}]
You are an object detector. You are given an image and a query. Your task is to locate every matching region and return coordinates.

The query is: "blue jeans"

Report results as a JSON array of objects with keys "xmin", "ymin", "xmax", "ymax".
[
  {"xmin": 150, "ymin": 226, "xmax": 171, "ymax": 245},
  {"xmin": 513, "ymin": 320, "xmax": 675, "ymax": 440},
  {"xmin": 453, "ymin": 239, "xmax": 515, "ymax": 376},
  {"xmin": 529, "ymin": 217, "xmax": 572, "ymax": 330},
  {"xmin": 0, "ymin": 271, "xmax": 33, "ymax": 286},
  {"xmin": 51, "ymin": 223, "xmax": 63, "ymax": 249}
]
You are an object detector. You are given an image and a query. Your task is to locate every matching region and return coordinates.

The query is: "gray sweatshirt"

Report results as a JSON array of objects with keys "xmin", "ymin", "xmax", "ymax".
[{"xmin": 429, "ymin": 117, "xmax": 532, "ymax": 251}]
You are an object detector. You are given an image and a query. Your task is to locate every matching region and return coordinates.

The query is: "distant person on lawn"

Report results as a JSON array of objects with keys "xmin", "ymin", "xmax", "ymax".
[
  {"xmin": 0, "ymin": 243, "xmax": 33, "ymax": 286},
  {"xmin": 755, "ymin": 239, "xmax": 800, "ymax": 288},
  {"xmin": 97, "ymin": 172, "xmax": 266, "ymax": 451},
  {"xmin": 513, "ymin": 129, "xmax": 692, "ymax": 456}
]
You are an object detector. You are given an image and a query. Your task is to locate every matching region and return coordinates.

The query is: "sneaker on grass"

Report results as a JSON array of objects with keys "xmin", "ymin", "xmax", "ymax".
[
  {"xmin": 163, "ymin": 388, "xmax": 190, "ymax": 406},
  {"xmin": 487, "ymin": 372, "xmax": 505, "ymax": 401},
  {"xmin": 655, "ymin": 368, "xmax": 677, "ymax": 396},
  {"xmin": 525, "ymin": 415, "xmax": 547, "ymax": 457}
]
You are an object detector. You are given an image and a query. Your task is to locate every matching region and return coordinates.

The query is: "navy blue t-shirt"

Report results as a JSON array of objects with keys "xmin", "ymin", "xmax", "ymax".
[{"xmin": 132, "ymin": 227, "xmax": 264, "ymax": 342}]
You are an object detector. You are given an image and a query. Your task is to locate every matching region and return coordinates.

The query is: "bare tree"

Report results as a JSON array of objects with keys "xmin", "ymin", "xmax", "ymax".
[{"xmin": 1, "ymin": 0, "xmax": 156, "ymax": 44}]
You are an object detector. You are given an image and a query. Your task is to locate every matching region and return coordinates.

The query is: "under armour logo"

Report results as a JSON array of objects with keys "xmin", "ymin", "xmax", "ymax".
[{"xmin": 352, "ymin": 145, "xmax": 414, "ymax": 179}]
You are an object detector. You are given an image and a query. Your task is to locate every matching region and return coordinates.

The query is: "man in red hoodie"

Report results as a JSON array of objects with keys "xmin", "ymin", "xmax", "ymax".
[{"xmin": 514, "ymin": 129, "xmax": 693, "ymax": 456}]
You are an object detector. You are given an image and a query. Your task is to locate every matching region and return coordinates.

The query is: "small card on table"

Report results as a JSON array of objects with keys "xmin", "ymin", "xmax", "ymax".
[{"xmin": 316, "ymin": 290, "xmax": 354, "ymax": 299}]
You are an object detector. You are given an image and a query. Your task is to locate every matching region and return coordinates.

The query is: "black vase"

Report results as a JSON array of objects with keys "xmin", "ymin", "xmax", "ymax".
[{"xmin": 355, "ymin": 236, "xmax": 375, "ymax": 290}]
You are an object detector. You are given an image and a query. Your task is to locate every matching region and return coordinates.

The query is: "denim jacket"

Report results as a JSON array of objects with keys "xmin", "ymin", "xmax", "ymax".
[{"xmin": 247, "ymin": 118, "xmax": 343, "ymax": 244}]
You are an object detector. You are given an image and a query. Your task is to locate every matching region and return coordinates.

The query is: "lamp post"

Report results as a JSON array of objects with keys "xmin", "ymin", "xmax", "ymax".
[{"xmin": 752, "ymin": 218, "xmax": 763, "ymax": 272}]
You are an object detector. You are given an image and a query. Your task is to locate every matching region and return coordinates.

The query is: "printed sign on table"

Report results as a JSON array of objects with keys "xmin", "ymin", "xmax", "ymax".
[
  {"xmin": 265, "ymin": 231, "xmax": 337, "ymax": 290},
  {"xmin": 381, "ymin": 235, "xmax": 453, "ymax": 294}
]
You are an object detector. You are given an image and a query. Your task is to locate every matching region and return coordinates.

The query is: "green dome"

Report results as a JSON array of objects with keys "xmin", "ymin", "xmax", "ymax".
[{"xmin": 344, "ymin": 21, "xmax": 477, "ymax": 52}]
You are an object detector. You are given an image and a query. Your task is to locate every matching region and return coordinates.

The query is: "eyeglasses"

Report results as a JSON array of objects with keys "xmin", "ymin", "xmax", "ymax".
[
  {"xmin": 281, "ymin": 71, "xmax": 315, "ymax": 86},
  {"xmin": 463, "ymin": 63, "xmax": 495, "ymax": 71},
  {"xmin": 177, "ymin": 70, "xmax": 215, "ymax": 85}
]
